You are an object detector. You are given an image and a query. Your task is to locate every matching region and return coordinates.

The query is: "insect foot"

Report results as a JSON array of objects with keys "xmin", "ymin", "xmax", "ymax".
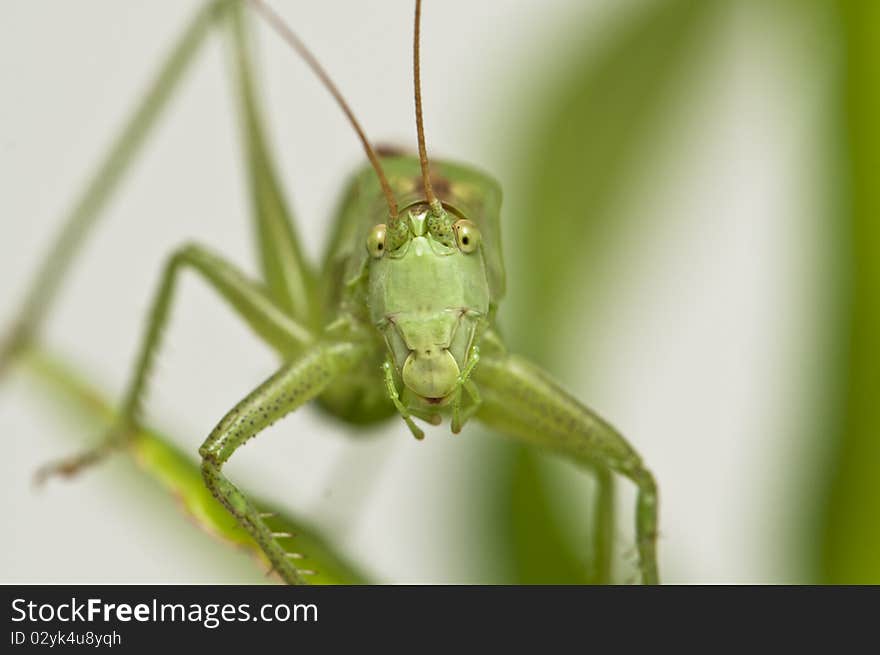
[
  {"xmin": 33, "ymin": 449, "xmax": 106, "ymax": 487},
  {"xmin": 32, "ymin": 423, "xmax": 137, "ymax": 487}
]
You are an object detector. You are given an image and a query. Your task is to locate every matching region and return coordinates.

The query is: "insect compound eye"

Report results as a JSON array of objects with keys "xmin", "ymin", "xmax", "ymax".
[
  {"xmin": 366, "ymin": 224, "xmax": 387, "ymax": 258},
  {"xmin": 452, "ymin": 219, "xmax": 481, "ymax": 254}
]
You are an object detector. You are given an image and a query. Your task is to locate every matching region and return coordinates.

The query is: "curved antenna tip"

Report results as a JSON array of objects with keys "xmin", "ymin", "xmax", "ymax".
[{"xmin": 246, "ymin": 0, "xmax": 398, "ymax": 218}]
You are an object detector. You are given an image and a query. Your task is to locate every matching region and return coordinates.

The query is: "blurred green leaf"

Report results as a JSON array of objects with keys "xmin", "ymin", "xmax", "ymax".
[
  {"xmin": 470, "ymin": 0, "xmax": 721, "ymax": 583},
  {"xmin": 507, "ymin": 0, "xmax": 719, "ymax": 356},
  {"xmin": 506, "ymin": 449, "xmax": 590, "ymax": 583},
  {"xmin": 817, "ymin": 0, "xmax": 880, "ymax": 583},
  {"xmin": 19, "ymin": 348, "xmax": 370, "ymax": 585}
]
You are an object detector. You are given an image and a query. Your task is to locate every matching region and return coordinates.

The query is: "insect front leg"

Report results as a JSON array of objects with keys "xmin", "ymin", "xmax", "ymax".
[
  {"xmin": 200, "ymin": 341, "xmax": 364, "ymax": 584},
  {"xmin": 36, "ymin": 242, "xmax": 313, "ymax": 483},
  {"xmin": 473, "ymin": 340, "xmax": 660, "ymax": 584},
  {"xmin": 383, "ymin": 359, "xmax": 425, "ymax": 440},
  {"xmin": 451, "ymin": 345, "xmax": 481, "ymax": 434}
]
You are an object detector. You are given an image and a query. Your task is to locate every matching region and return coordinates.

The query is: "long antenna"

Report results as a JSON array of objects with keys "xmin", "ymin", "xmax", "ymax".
[
  {"xmin": 413, "ymin": 0, "xmax": 442, "ymax": 216},
  {"xmin": 246, "ymin": 0, "xmax": 398, "ymax": 218}
]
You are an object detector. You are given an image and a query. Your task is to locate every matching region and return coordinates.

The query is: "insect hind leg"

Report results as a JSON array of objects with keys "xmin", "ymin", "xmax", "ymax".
[
  {"xmin": 35, "ymin": 242, "xmax": 313, "ymax": 486},
  {"xmin": 473, "ymin": 345, "xmax": 660, "ymax": 584}
]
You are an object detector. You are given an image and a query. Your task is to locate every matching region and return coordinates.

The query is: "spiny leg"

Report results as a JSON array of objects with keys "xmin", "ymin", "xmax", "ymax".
[
  {"xmin": 473, "ymin": 342, "xmax": 659, "ymax": 584},
  {"xmin": 200, "ymin": 341, "xmax": 364, "ymax": 584},
  {"xmin": 35, "ymin": 242, "xmax": 313, "ymax": 484}
]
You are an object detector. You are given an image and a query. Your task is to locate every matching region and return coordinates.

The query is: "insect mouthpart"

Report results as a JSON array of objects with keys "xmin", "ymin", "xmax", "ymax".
[{"xmin": 401, "ymin": 346, "xmax": 460, "ymax": 402}]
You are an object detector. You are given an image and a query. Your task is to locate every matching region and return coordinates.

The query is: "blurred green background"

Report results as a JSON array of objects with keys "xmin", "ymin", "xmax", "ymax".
[{"xmin": 0, "ymin": 0, "xmax": 876, "ymax": 583}]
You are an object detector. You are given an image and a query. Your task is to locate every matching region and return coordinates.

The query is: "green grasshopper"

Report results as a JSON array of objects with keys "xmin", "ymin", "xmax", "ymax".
[{"xmin": 1, "ymin": 0, "xmax": 659, "ymax": 584}]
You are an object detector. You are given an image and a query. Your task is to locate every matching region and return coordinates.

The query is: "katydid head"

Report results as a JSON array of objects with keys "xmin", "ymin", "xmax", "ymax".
[
  {"xmin": 363, "ymin": 0, "xmax": 492, "ymax": 407},
  {"xmin": 253, "ymin": 0, "xmax": 490, "ymax": 409},
  {"xmin": 366, "ymin": 201, "xmax": 489, "ymax": 405}
]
